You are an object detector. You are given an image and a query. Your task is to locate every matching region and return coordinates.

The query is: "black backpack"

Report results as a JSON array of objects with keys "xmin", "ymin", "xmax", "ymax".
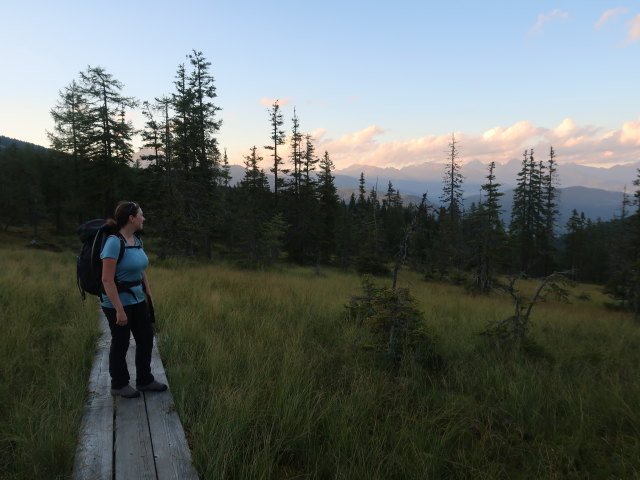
[{"xmin": 76, "ymin": 219, "xmax": 141, "ymax": 300}]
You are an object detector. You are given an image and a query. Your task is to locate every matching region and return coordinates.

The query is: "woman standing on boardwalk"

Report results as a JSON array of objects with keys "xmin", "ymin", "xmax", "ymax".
[{"xmin": 101, "ymin": 201, "xmax": 167, "ymax": 398}]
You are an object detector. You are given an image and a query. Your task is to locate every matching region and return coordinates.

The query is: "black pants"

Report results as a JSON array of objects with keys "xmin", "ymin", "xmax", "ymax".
[{"xmin": 102, "ymin": 301, "xmax": 155, "ymax": 389}]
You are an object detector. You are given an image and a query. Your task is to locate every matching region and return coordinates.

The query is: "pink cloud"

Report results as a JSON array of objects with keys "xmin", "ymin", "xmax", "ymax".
[
  {"xmin": 259, "ymin": 97, "xmax": 292, "ymax": 107},
  {"xmin": 626, "ymin": 13, "xmax": 640, "ymax": 45},
  {"xmin": 595, "ymin": 7, "xmax": 628, "ymax": 28},
  {"xmin": 313, "ymin": 118, "xmax": 640, "ymax": 170},
  {"xmin": 620, "ymin": 119, "xmax": 640, "ymax": 145}
]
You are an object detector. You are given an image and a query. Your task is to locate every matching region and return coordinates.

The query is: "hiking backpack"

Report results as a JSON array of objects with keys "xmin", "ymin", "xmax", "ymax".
[{"xmin": 76, "ymin": 219, "xmax": 141, "ymax": 300}]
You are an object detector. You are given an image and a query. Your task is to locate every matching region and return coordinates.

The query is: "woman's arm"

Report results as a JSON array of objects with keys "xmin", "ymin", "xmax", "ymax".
[{"xmin": 102, "ymin": 258, "xmax": 128, "ymax": 326}]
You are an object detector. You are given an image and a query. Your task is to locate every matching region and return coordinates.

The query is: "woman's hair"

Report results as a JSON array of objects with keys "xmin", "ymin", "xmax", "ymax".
[{"xmin": 105, "ymin": 201, "xmax": 139, "ymax": 232}]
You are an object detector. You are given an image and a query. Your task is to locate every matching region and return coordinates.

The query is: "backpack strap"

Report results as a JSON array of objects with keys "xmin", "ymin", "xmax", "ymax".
[
  {"xmin": 101, "ymin": 233, "xmax": 144, "ymax": 300},
  {"xmin": 99, "ymin": 234, "xmax": 142, "ymax": 301}
]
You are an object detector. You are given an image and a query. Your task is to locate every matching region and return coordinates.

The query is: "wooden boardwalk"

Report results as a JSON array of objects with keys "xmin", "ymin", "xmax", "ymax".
[{"xmin": 72, "ymin": 311, "xmax": 199, "ymax": 480}]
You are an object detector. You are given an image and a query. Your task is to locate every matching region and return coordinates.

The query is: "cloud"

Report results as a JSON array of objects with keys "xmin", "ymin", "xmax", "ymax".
[
  {"xmin": 620, "ymin": 119, "xmax": 640, "ymax": 145},
  {"xmin": 625, "ymin": 13, "xmax": 640, "ymax": 45},
  {"xmin": 529, "ymin": 9, "xmax": 569, "ymax": 35},
  {"xmin": 259, "ymin": 97, "xmax": 292, "ymax": 107},
  {"xmin": 313, "ymin": 118, "xmax": 640, "ymax": 170},
  {"xmin": 594, "ymin": 7, "xmax": 628, "ymax": 28}
]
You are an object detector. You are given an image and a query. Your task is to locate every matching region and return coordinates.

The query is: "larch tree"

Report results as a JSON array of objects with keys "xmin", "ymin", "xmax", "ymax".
[
  {"xmin": 48, "ymin": 79, "xmax": 93, "ymax": 221},
  {"xmin": 79, "ymin": 66, "xmax": 137, "ymax": 216}
]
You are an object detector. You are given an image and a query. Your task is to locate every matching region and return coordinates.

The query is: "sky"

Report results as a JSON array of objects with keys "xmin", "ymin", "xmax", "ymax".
[{"xmin": 1, "ymin": 0, "xmax": 639, "ymax": 170}]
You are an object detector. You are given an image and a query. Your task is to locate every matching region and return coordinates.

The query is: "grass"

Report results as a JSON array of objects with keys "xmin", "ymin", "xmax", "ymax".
[
  {"xmin": 1, "ymin": 238, "xmax": 639, "ymax": 479},
  {"xmin": 148, "ymin": 263, "xmax": 640, "ymax": 479},
  {"xmin": 0, "ymin": 245, "xmax": 98, "ymax": 480}
]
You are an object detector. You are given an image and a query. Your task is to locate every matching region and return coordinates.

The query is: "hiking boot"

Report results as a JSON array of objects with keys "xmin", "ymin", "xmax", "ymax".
[
  {"xmin": 137, "ymin": 380, "xmax": 168, "ymax": 392},
  {"xmin": 111, "ymin": 384, "xmax": 140, "ymax": 398}
]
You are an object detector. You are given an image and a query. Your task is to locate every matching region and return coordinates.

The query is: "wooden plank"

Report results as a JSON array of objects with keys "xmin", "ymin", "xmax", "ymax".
[
  {"xmin": 114, "ymin": 393, "xmax": 157, "ymax": 480},
  {"xmin": 113, "ymin": 324, "xmax": 156, "ymax": 479},
  {"xmin": 72, "ymin": 311, "xmax": 114, "ymax": 480},
  {"xmin": 74, "ymin": 310, "xmax": 199, "ymax": 480},
  {"xmin": 145, "ymin": 340, "xmax": 200, "ymax": 480}
]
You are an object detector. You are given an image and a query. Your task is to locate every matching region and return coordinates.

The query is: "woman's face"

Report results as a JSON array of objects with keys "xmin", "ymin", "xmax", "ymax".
[{"xmin": 131, "ymin": 207, "xmax": 145, "ymax": 231}]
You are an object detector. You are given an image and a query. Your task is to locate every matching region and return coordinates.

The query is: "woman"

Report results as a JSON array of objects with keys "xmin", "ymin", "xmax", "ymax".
[{"xmin": 101, "ymin": 201, "xmax": 167, "ymax": 398}]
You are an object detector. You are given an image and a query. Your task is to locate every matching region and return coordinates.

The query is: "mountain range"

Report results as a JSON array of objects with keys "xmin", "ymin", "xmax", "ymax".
[{"xmin": 335, "ymin": 159, "xmax": 640, "ymax": 194}]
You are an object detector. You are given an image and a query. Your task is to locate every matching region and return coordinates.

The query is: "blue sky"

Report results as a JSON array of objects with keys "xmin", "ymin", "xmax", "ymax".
[{"xmin": 1, "ymin": 1, "xmax": 639, "ymax": 169}]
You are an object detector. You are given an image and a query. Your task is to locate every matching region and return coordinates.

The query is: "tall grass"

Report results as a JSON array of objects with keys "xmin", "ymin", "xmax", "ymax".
[
  {"xmin": 2, "ymin": 244, "xmax": 638, "ymax": 479},
  {"xmin": 150, "ymin": 264, "xmax": 640, "ymax": 479},
  {"xmin": 0, "ymin": 246, "xmax": 98, "ymax": 480}
]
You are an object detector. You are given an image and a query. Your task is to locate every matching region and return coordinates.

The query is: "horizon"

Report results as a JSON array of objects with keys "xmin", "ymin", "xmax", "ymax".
[{"xmin": 1, "ymin": 1, "xmax": 639, "ymax": 171}]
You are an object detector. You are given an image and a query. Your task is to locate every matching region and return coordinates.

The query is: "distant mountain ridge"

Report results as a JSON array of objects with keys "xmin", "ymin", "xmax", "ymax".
[
  {"xmin": 335, "ymin": 159, "xmax": 640, "ymax": 194},
  {"xmin": 0, "ymin": 135, "xmax": 48, "ymax": 152}
]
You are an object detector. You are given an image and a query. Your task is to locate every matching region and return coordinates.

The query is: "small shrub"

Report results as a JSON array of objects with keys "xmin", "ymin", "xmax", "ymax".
[{"xmin": 347, "ymin": 276, "xmax": 439, "ymax": 369}]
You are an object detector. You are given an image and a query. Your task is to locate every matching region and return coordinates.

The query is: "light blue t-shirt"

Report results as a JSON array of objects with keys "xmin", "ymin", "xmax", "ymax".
[{"xmin": 99, "ymin": 235, "xmax": 148, "ymax": 308}]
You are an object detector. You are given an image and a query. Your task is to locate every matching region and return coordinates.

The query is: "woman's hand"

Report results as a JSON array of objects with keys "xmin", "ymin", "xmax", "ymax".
[{"xmin": 116, "ymin": 310, "xmax": 128, "ymax": 326}]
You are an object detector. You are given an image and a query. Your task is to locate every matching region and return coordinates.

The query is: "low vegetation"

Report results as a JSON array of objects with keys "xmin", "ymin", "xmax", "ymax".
[
  {"xmin": 0, "ymin": 246, "xmax": 98, "ymax": 480},
  {"xmin": 149, "ymin": 261, "xmax": 640, "ymax": 479},
  {"xmin": 2, "ymin": 241, "xmax": 639, "ymax": 479}
]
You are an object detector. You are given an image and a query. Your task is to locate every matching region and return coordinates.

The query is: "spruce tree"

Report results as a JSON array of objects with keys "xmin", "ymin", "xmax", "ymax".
[
  {"xmin": 469, "ymin": 161, "xmax": 506, "ymax": 291},
  {"xmin": 264, "ymin": 100, "xmax": 286, "ymax": 202},
  {"xmin": 303, "ymin": 133, "xmax": 319, "ymax": 185},
  {"xmin": 317, "ymin": 151, "xmax": 340, "ymax": 263},
  {"xmin": 287, "ymin": 108, "xmax": 303, "ymax": 198},
  {"xmin": 236, "ymin": 146, "xmax": 272, "ymax": 264},
  {"xmin": 439, "ymin": 133, "xmax": 464, "ymax": 220},
  {"xmin": 436, "ymin": 134, "xmax": 464, "ymax": 274}
]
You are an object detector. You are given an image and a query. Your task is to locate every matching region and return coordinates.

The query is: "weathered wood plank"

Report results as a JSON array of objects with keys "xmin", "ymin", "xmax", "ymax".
[
  {"xmin": 113, "ymin": 327, "xmax": 156, "ymax": 479},
  {"xmin": 146, "ymin": 341, "xmax": 200, "ymax": 480},
  {"xmin": 72, "ymin": 311, "xmax": 114, "ymax": 480},
  {"xmin": 74, "ymin": 311, "xmax": 199, "ymax": 480},
  {"xmin": 114, "ymin": 393, "xmax": 156, "ymax": 480}
]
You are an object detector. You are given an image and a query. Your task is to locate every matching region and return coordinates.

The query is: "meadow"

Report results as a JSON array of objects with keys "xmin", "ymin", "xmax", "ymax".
[
  {"xmin": 1, "ymin": 241, "xmax": 639, "ymax": 479},
  {"xmin": 151, "ymin": 260, "xmax": 639, "ymax": 479},
  {"xmin": 0, "ymin": 245, "xmax": 98, "ymax": 480}
]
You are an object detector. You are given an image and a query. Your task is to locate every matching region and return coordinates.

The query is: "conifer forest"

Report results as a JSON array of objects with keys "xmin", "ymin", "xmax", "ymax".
[{"xmin": 1, "ymin": 51, "xmax": 639, "ymax": 316}]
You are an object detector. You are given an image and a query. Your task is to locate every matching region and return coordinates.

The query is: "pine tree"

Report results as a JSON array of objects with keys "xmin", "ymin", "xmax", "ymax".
[
  {"xmin": 264, "ymin": 100, "xmax": 286, "ymax": 202},
  {"xmin": 469, "ymin": 161, "xmax": 506, "ymax": 291},
  {"xmin": 171, "ymin": 62, "xmax": 195, "ymax": 171},
  {"xmin": 187, "ymin": 50, "xmax": 222, "ymax": 176},
  {"xmin": 303, "ymin": 133, "xmax": 319, "ymax": 185},
  {"xmin": 317, "ymin": 151, "xmax": 340, "ymax": 263},
  {"xmin": 287, "ymin": 108, "xmax": 303, "ymax": 198},
  {"xmin": 236, "ymin": 146, "xmax": 273, "ymax": 264},
  {"xmin": 510, "ymin": 149, "xmax": 542, "ymax": 273},
  {"xmin": 539, "ymin": 146, "xmax": 559, "ymax": 272},
  {"xmin": 439, "ymin": 133, "xmax": 464, "ymax": 221},
  {"xmin": 436, "ymin": 134, "xmax": 464, "ymax": 274}
]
